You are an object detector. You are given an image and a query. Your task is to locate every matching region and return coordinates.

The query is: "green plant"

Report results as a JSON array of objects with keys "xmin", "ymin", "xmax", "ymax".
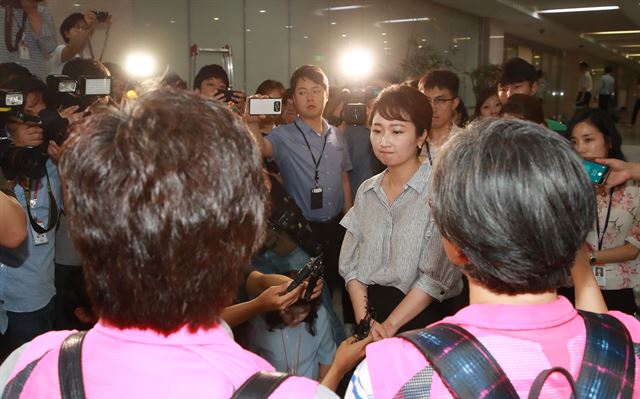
[
  {"xmin": 399, "ymin": 39, "xmax": 454, "ymax": 79},
  {"xmin": 465, "ymin": 64, "xmax": 501, "ymax": 97}
]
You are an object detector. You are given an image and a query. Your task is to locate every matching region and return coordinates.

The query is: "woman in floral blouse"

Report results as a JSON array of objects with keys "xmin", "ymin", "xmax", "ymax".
[{"xmin": 569, "ymin": 108, "xmax": 640, "ymax": 314}]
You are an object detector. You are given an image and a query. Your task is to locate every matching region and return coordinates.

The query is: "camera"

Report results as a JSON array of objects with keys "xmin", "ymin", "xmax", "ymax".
[
  {"xmin": 0, "ymin": 90, "xmax": 24, "ymax": 109},
  {"xmin": 47, "ymin": 74, "xmax": 111, "ymax": 111},
  {"xmin": 93, "ymin": 11, "xmax": 110, "ymax": 22},
  {"xmin": 340, "ymin": 87, "xmax": 381, "ymax": 126}
]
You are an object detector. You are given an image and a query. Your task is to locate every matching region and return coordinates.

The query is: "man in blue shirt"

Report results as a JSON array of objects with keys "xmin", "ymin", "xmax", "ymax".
[
  {"xmin": 0, "ymin": 79, "xmax": 61, "ymax": 356},
  {"xmin": 246, "ymin": 64, "xmax": 352, "ymax": 295}
]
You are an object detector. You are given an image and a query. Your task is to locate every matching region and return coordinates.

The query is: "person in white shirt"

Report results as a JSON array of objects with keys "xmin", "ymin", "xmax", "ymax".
[
  {"xmin": 49, "ymin": 11, "xmax": 99, "ymax": 75},
  {"xmin": 576, "ymin": 61, "xmax": 592, "ymax": 108}
]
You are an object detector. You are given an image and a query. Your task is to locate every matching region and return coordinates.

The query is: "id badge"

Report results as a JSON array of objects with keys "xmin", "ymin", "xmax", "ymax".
[
  {"xmin": 310, "ymin": 187, "xmax": 323, "ymax": 210},
  {"xmin": 32, "ymin": 220, "xmax": 48, "ymax": 245},
  {"xmin": 592, "ymin": 266, "xmax": 606, "ymax": 287},
  {"xmin": 19, "ymin": 42, "xmax": 30, "ymax": 60}
]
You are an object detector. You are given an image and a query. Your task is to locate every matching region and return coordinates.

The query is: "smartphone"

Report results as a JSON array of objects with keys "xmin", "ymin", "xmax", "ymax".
[
  {"xmin": 216, "ymin": 89, "xmax": 235, "ymax": 103},
  {"xmin": 249, "ymin": 98, "xmax": 282, "ymax": 115},
  {"xmin": 93, "ymin": 11, "xmax": 110, "ymax": 22},
  {"xmin": 583, "ymin": 159, "xmax": 610, "ymax": 185}
]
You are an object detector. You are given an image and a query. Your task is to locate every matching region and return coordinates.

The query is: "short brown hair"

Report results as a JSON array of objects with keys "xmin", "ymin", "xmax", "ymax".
[
  {"xmin": 290, "ymin": 65, "xmax": 329, "ymax": 92},
  {"xmin": 368, "ymin": 84, "xmax": 432, "ymax": 137},
  {"xmin": 59, "ymin": 88, "xmax": 268, "ymax": 334}
]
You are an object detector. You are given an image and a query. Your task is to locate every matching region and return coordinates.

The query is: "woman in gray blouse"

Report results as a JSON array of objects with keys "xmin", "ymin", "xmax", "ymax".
[{"xmin": 339, "ymin": 85, "xmax": 462, "ymax": 340}]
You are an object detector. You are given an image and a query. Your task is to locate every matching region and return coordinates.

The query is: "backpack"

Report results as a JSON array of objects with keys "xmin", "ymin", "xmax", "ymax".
[
  {"xmin": 395, "ymin": 310, "xmax": 635, "ymax": 399},
  {"xmin": 2, "ymin": 331, "xmax": 292, "ymax": 399}
]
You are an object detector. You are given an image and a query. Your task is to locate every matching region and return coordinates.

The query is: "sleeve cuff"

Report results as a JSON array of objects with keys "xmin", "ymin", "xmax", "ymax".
[{"xmin": 411, "ymin": 273, "xmax": 462, "ymax": 302}]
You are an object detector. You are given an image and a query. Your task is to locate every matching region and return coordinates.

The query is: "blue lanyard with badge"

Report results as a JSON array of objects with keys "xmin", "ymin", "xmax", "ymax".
[
  {"xmin": 294, "ymin": 122, "xmax": 328, "ymax": 210},
  {"xmin": 23, "ymin": 171, "xmax": 59, "ymax": 245}
]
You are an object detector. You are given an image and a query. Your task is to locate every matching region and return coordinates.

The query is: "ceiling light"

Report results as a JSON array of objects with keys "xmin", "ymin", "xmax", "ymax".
[
  {"xmin": 380, "ymin": 17, "xmax": 429, "ymax": 24},
  {"xmin": 259, "ymin": 9, "xmax": 266, "ymax": 13},
  {"xmin": 453, "ymin": 37, "xmax": 471, "ymax": 41},
  {"xmin": 584, "ymin": 30, "xmax": 640, "ymax": 35},
  {"xmin": 341, "ymin": 33, "xmax": 347, "ymax": 37},
  {"xmin": 626, "ymin": 53, "xmax": 640, "ymax": 56},
  {"xmin": 330, "ymin": 21, "xmax": 337, "ymax": 25},
  {"xmin": 323, "ymin": 5, "xmax": 369, "ymax": 11},
  {"xmin": 619, "ymin": 44, "xmax": 640, "ymax": 48},
  {"xmin": 537, "ymin": 6, "xmax": 619, "ymax": 14},
  {"xmin": 381, "ymin": 32, "xmax": 387, "ymax": 36},
  {"xmin": 213, "ymin": 17, "xmax": 220, "ymax": 21}
]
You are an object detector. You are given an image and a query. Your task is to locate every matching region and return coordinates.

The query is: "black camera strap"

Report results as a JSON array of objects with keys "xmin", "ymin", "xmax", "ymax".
[
  {"xmin": 23, "ymin": 170, "xmax": 59, "ymax": 234},
  {"xmin": 3, "ymin": 5, "xmax": 26, "ymax": 53},
  {"xmin": 294, "ymin": 121, "xmax": 327, "ymax": 187}
]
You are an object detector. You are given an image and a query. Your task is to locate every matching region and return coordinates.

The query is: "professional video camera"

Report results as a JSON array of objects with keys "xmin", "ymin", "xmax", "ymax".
[{"xmin": 340, "ymin": 86, "xmax": 381, "ymax": 126}]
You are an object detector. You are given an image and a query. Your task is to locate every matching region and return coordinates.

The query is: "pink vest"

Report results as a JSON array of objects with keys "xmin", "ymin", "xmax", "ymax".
[
  {"xmin": 366, "ymin": 298, "xmax": 640, "ymax": 398},
  {"xmin": 8, "ymin": 321, "xmax": 318, "ymax": 398}
]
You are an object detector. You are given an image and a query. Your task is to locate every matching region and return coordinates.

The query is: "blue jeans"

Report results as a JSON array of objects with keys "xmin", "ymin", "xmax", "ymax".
[{"xmin": 252, "ymin": 248, "xmax": 347, "ymax": 344}]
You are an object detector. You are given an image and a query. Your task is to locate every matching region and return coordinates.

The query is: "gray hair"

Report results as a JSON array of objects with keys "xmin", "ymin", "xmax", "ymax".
[{"xmin": 431, "ymin": 118, "xmax": 595, "ymax": 294}]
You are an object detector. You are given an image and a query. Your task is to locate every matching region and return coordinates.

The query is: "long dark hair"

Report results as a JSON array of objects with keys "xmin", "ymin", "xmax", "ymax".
[
  {"xmin": 265, "ymin": 272, "xmax": 320, "ymax": 335},
  {"xmin": 568, "ymin": 108, "xmax": 626, "ymax": 160}
]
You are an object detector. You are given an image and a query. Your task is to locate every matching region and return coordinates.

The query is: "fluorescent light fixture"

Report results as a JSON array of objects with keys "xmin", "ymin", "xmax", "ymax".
[
  {"xmin": 380, "ymin": 17, "xmax": 429, "ymax": 24},
  {"xmin": 537, "ymin": 6, "xmax": 619, "ymax": 14},
  {"xmin": 584, "ymin": 30, "xmax": 640, "ymax": 35},
  {"xmin": 330, "ymin": 21, "xmax": 337, "ymax": 25},
  {"xmin": 324, "ymin": 5, "xmax": 369, "ymax": 11},
  {"xmin": 340, "ymin": 48, "xmax": 374, "ymax": 79},
  {"xmin": 619, "ymin": 44, "xmax": 640, "ymax": 48},
  {"xmin": 490, "ymin": 35, "xmax": 504, "ymax": 39},
  {"xmin": 626, "ymin": 53, "xmax": 640, "ymax": 56},
  {"xmin": 259, "ymin": 9, "xmax": 266, "ymax": 13},
  {"xmin": 453, "ymin": 37, "xmax": 471, "ymax": 41}
]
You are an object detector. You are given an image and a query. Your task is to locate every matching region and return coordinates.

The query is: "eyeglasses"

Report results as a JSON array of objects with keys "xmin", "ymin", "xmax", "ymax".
[{"xmin": 425, "ymin": 97, "xmax": 455, "ymax": 107}]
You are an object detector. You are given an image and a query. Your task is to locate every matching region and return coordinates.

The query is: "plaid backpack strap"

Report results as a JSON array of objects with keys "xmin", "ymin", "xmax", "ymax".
[
  {"xmin": 231, "ymin": 371, "xmax": 291, "ymax": 399},
  {"xmin": 397, "ymin": 323, "xmax": 519, "ymax": 399},
  {"xmin": 576, "ymin": 311, "xmax": 635, "ymax": 398},
  {"xmin": 1, "ymin": 355, "xmax": 47, "ymax": 399}
]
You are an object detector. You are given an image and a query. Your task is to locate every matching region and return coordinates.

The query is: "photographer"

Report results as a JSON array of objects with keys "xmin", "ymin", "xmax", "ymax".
[
  {"xmin": 193, "ymin": 64, "xmax": 246, "ymax": 111},
  {"xmin": 0, "ymin": 0, "xmax": 56, "ymax": 79},
  {"xmin": 50, "ymin": 11, "xmax": 104, "ymax": 75},
  {"xmin": 0, "ymin": 75, "xmax": 63, "ymax": 357}
]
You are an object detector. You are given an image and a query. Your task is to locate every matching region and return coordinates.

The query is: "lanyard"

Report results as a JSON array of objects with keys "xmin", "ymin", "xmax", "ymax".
[
  {"xmin": 595, "ymin": 190, "xmax": 613, "ymax": 251},
  {"xmin": 425, "ymin": 141, "xmax": 433, "ymax": 166},
  {"xmin": 4, "ymin": 6, "xmax": 27, "ymax": 52},
  {"xmin": 280, "ymin": 329, "xmax": 302, "ymax": 375},
  {"xmin": 294, "ymin": 121, "xmax": 328, "ymax": 187},
  {"xmin": 23, "ymin": 171, "xmax": 59, "ymax": 234}
]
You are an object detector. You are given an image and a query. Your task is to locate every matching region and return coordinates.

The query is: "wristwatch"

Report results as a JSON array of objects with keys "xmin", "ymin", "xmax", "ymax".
[{"xmin": 589, "ymin": 252, "xmax": 597, "ymax": 266}]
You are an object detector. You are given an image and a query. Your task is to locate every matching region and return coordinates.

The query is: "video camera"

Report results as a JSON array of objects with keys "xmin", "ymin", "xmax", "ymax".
[{"xmin": 340, "ymin": 86, "xmax": 381, "ymax": 126}]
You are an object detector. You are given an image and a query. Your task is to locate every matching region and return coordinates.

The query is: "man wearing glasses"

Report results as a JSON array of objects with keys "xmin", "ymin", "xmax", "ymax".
[{"xmin": 418, "ymin": 70, "xmax": 463, "ymax": 164}]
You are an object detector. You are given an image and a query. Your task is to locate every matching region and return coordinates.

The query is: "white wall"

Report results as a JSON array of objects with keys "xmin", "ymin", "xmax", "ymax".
[{"xmin": 47, "ymin": 0, "xmax": 481, "ymax": 104}]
